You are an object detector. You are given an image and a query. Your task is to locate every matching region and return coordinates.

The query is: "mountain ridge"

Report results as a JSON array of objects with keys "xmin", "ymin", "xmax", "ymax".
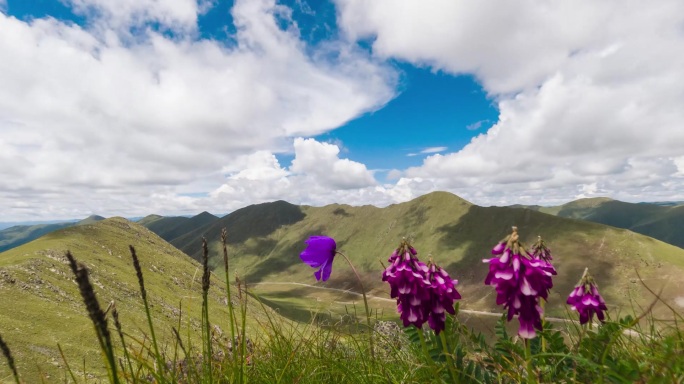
[{"xmin": 515, "ymin": 197, "xmax": 684, "ymax": 248}]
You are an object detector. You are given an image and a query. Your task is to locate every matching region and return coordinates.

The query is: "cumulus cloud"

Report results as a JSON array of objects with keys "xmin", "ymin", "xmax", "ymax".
[
  {"xmin": 0, "ymin": 0, "xmax": 396, "ymax": 220},
  {"xmin": 209, "ymin": 138, "xmax": 377, "ymax": 210},
  {"xmin": 337, "ymin": 0, "xmax": 684, "ymax": 205},
  {"xmin": 290, "ymin": 138, "xmax": 376, "ymax": 189}
]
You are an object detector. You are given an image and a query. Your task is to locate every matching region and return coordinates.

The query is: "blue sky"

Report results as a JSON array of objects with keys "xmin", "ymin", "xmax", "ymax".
[{"xmin": 1, "ymin": 0, "xmax": 683, "ymax": 221}]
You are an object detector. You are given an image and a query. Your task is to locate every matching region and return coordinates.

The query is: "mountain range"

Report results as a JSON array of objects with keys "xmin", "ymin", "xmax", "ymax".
[
  {"xmin": 513, "ymin": 197, "xmax": 684, "ymax": 248},
  {"xmin": 0, "ymin": 215, "xmax": 106, "ymax": 253}
]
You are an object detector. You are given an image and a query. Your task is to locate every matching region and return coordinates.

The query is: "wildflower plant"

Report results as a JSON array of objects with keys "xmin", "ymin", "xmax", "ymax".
[
  {"xmin": 483, "ymin": 227, "xmax": 555, "ymax": 339},
  {"xmin": 425, "ymin": 259, "xmax": 461, "ymax": 334},
  {"xmin": 567, "ymin": 267, "xmax": 608, "ymax": 325},
  {"xmin": 382, "ymin": 239, "xmax": 460, "ymax": 334},
  {"xmin": 529, "ymin": 235, "xmax": 557, "ymax": 275},
  {"xmin": 299, "ymin": 236, "xmax": 337, "ymax": 281},
  {"xmin": 299, "ymin": 235, "xmax": 376, "ymax": 358}
]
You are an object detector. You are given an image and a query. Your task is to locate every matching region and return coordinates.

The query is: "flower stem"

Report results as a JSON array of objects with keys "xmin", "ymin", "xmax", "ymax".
[
  {"xmin": 417, "ymin": 330, "xmax": 434, "ymax": 367},
  {"xmin": 440, "ymin": 331, "xmax": 460, "ymax": 383},
  {"xmin": 541, "ymin": 299, "xmax": 547, "ymax": 353},
  {"xmin": 524, "ymin": 338, "xmax": 536, "ymax": 384},
  {"xmin": 336, "ymin": 251, "xmax": 375, "ymax": 360},
  {"xmin": 221, "ymin": 229, "xmax": 237, "ymax": 367}
]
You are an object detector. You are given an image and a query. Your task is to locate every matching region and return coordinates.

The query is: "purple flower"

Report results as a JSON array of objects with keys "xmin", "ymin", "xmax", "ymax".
[
  {"xmin": 483, "ymin": 227, "xmax": 554, "ymax": 339},
  {"xmin": 567, "ymin": 268, "xmax": 607, "ymax": 325},
  {"xmin": 383, "ymin": 240, "xmax": 461, "ymax": 333},
  {"xmin": 426, "ymin": 262, "xmax": 461, "ymax": 334},
  {"xmin": 529, "ymin": 236, "xmax": 557, "ymax": 275},
  {"xmin": 300, "ymin": 236, "xmax": 337, "ymax": 281},
  {"xmin": 382, "ymin": 241, "xmax": 431, "ymax": 328}
]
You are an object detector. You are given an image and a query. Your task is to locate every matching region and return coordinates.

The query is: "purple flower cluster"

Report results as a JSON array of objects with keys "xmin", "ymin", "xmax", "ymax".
[
  {"xmin": 382, "ymin": 240, "xmax": 460, "ymax": 334},
  {"xmin": 483, "ymin": 228, "xmax": 556, "ymax": 339},
  {"xmin": 530, "ymin": 236, "xmax": 557, "ymax": 275},
  {"xmin": 426, "ymin": 262, "xmax": 462, "ymax": 333},
  {"xmin": 567, "ymin": 268, "xmax": 607, "ymax": 325}
]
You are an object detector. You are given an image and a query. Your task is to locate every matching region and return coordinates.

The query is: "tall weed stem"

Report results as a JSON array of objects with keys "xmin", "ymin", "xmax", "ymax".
[
  {"xmin": 336, "ymin": 251, "xmax": 375, "ymax": 360},
  {"xmin": 0, "ymin": 333, "xmax": 20, "ymax": 384},
  {"xmin": 129, "ymin": 246, "xmax": 163, "ymax": 379},
  {"xmin": 201, "ymin": 238, "xmax": 213, "ymax": 383}
]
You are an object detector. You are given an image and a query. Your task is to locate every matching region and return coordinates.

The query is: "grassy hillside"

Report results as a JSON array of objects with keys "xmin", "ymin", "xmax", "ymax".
[
  {"xmin": 0, "ymin": 218, "xmax": 261, "ymax": 382},
  {"xmin": 523, "ymin": 198, "xmax": 684, "ymax": 248},
  {"xmin": 168, "ymin": 192, "xmax": 684, "ymax": 325}
]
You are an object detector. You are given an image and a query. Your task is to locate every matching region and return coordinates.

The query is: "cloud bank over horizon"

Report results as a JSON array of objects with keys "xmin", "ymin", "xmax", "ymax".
[
  {"xmin": 2, "ymin": 0, "xmax": 684, "ymax": 221},
  {"xmin": 337, "ymin": 0, "xmax": 684, "ymax": 207}
]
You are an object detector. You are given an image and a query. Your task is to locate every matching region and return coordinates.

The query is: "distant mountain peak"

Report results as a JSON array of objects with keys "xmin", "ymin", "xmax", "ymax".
[
  {"xmin": 76, "ymin": 215, "xmax": 106, "ymax": 226},
  {"xmin": 194, "ymin": 211, "xmax": 218, "ymax": 219},
  {"xmin": 410, "ymin": 191, "xmax": 473, "ymax": 206}
]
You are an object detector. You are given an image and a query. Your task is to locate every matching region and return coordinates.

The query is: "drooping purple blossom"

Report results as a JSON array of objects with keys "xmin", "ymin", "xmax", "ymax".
[
  {"xmin": 382, "ymin": 240, "xmax": 461, "ymax": 333},
  {"xmin": 425, "ymin": 261, "xmax": 461, "ymax": 334},
  {"xmin": 483, "ymin": 227, "xmax": 554, "ymax": 339},
  {"xmin": 299, "ymin": 236, "xmax": 337, "ymax": 281},
  {"xmin": 567, "ymin": 268, "xmax": 608, "ymax": 325},
  {"xmin": 382, "ymin": 240, "xmax": 431, "ymax": 328}
]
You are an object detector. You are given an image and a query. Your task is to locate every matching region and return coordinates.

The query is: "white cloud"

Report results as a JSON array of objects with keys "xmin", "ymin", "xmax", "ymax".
[
  {"xmin": 289, "ymin": 138, "xmax": 377, "ymax": 189},
  {"xmin": 466, "ymin": 120, "xmax": 487, "ymax": 131},
  {"xmin": 407, "ymin": 146, "xmax": 447, "ymax": 157},
  {"xmin": 420, "ymin": 146, "xmax": 447, "ymax": 154},
  {"xmin": 337, "ymin": 0, "xmax": 684, "ymax": 205},
  {"xmin": 0, "ymin": 0, "xmax": 397, "ymax": 221},
  {"xmin": 209, "ymin": 138, "xmax": 383, "ymax": 209},
  {"xmin": 64, "ymin": 0, "xmax": 211, "ymax": 33}
]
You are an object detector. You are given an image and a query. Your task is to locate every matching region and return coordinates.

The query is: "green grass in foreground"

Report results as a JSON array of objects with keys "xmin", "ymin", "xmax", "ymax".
[{"xmin": 2, "ymin": 231, "xmax": 684, "ymax": 383}]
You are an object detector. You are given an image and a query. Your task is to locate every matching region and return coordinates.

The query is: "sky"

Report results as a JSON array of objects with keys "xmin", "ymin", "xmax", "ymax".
[{"xmin": 1, "ymin": 0, "xmax": 684, "ymax": 221}]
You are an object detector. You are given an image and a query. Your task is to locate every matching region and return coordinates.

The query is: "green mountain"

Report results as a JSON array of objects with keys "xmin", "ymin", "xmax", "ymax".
[
  {"xmin": 171, "ymin": 191, "xmax": 684, "ymax": 323},
  {"xmin": 0, "ymin": 222, "xmax": 74, "ymax": 253},
  {"xmin": 142, "ymin": 211, "xmax": 219, "ymax": 244},
  {"xmin": 0, "ymin": 218, "xmax": 245, "ymax": 381},
  {"xmin": 521, "ymin": 198, "xmax": 684, "ymax": 248},
  {"xmin": 0, "ymin": 215, "xmax": 106, "ymax": 253},
  {"xmin": 171, "ymin": 200, "xmax": 306, "ymax": 262},
  {"xmin": 76, "ymin": 214, "xmax": 106, "ymax": 226},
  {"xmin": 136, "ymin": 214, "xmax": 163, "ymax": 226}
]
